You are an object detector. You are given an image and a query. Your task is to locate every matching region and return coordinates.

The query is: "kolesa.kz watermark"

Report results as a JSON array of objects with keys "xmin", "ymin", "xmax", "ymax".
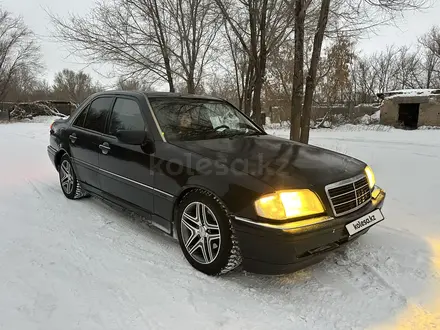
[{"xmin": 352, "ymin": 214, "xmax": 377, "ymax": 230}]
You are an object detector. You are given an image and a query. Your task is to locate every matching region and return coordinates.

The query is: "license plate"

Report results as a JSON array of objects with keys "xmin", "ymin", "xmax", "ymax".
[{"xmin": 345, "ymin": 209, "xmax": 384, "ymax": 236}]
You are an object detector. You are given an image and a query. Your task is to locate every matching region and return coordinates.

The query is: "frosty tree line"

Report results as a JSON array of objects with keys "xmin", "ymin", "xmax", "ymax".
[{"xmin": 1, "ymin": 0, "xmax": 438, "ymax": 142}]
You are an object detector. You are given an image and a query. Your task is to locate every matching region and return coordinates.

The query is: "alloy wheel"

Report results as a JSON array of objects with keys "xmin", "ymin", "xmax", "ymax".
[
  {"xmin": 60, "ymin": 160, "xmax": 74, "ymax": 195},
  {"xmin": 180, "ymin": 201, "xmax": 221, "ymax": 264}
]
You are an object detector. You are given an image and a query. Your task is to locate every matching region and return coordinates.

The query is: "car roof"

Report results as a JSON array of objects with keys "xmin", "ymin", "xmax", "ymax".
[
  {"xmin": 89, "ymin": 90, "xmax": 224, "ymax": 102},
  {"xmin": 144, "ymin": 91, "xmax": 223, "ymax": 101}
]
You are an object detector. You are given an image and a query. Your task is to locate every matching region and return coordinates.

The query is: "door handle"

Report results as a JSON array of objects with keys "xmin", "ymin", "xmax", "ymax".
[
  {"xmin": 69, "ymin": 134, "xmax": 77, "ymax": 144},
  {"xmin": 99, "ymin": 142, "xmax": 111, "ymax": 155}
]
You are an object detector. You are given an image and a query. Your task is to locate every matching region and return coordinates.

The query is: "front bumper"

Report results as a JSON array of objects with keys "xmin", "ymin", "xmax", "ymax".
[{"xmin": 232, "ymin": 187, "xmax": 386, "ymax": 275}]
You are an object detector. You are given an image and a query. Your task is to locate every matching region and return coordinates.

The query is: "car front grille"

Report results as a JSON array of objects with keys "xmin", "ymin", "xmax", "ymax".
[{"xmin": 325, "ymin": 175, "xmax": 372, "ymax": 216}]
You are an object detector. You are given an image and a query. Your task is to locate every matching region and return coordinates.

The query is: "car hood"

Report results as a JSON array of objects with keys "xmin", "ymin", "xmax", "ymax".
[{"xmin": 172, "ymin": 134, "xmax": 366, "ymax": 190}]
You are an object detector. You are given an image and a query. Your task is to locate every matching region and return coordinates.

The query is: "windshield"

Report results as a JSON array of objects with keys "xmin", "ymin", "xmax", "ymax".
[{"xmin": 148, "ymin": 98, "xmax": 264, "ymax": 141}]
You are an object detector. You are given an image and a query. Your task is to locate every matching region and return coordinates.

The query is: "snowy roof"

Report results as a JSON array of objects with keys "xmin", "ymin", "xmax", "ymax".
[
  {"xmin": 377, "ymin": 89, "xmax": 440, "ymax": 100},
  {"xmin": 354, "ymin": 103, "xmax": 381, "ymax": 108}
]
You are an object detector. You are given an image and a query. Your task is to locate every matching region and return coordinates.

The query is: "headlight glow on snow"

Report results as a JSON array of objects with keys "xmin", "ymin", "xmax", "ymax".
[
  {"xmin": 365, "ymin": 165, "xmax": 376, "ymax": 190},
  {"xmin": 254, "ymin": 189, "xmax": 325, "ymax": 220}
]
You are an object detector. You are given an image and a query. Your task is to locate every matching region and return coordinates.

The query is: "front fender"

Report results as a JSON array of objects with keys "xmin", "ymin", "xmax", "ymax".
[{"xmin": 180, "ymin": 171, "xmax": 273, "ymax": 217}]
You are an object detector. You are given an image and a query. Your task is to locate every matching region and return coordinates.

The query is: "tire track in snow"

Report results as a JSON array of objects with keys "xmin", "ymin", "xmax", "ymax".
[
  {"xmin": 317, "ymin": 246, "xmax": 404, "ymax": 301},
  {"xmin": 26, "ymin": 179, "xmax": 44, "ymax": 199}
]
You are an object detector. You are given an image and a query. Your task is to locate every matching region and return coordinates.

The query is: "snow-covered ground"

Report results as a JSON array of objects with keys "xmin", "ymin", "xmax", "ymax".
[{"xmin": 1, "ymin": 117, "xmax": 439, "ymax": 329}]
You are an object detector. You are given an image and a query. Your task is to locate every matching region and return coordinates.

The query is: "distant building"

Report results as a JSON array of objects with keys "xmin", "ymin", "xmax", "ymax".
[{"xmin": 377, "ymin": 89, "xmax": 440, "ymax": 129}]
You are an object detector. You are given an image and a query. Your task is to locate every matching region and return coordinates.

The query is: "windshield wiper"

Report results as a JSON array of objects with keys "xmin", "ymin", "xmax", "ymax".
[
  {"xmin": 238, "ymin": 122, "xmax": 262, "ymax": 133},
  {"xmin": 244, "ymin": 130, "xmax": 262, "ymax": 136},
  {"xmin": 223, "ymin": 129, "xmax": 261, "ymax": 139}
]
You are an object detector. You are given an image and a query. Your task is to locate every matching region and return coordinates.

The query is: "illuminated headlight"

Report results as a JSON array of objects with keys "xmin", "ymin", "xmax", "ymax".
[
  {"xmin": 364, "ymin": 165, "xmax": 376, "ymax": 189},
  {"xmin": 254, "ymin": 190, "xmax": 325, "ymax": 220}
]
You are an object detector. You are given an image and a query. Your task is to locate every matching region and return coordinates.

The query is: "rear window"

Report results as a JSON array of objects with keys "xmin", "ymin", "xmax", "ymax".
[
  {"xmin": 73, "ymin": 106, "xmax": 88, "ymax": 127},
  {"xmin": 83, "ymin": 97, "xmax": 114, "ymax": 133}
]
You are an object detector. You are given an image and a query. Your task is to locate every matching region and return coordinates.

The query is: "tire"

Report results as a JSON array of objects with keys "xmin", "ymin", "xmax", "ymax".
[
  {"xmin": 58, "ymin": 154, "xmax": 89, "ymax": 200},
  {"xmin": 176, "ymin": 190, "xmax": 242, "ymax": 276}
]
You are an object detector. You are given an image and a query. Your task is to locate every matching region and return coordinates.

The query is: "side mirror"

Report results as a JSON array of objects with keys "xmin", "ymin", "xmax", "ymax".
[{"xmin": 115, "ymin": 130, "xmax": 150, "ymax": 145}]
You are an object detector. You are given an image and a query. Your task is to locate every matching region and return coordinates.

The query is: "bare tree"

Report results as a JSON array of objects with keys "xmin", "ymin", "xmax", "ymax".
[
  {"xmin": 222, "ymin": 23, "xmax": 255, "ymax": 114},
  {"xmin": 318, "ymin": 34, "xmax": 354, "ymax": 105},
  {"xmin": 394, "ymin": 46, "xmax": 424, "ymax": 89},
  {"xmin": 289, "ymin": 0, "xmax": 430, "ymax": 143},
  {"xmin": 324, "ymin": 0, "xmax": 429, "ymax": 39},
  {"xmin": 290, "ymin": 0, "xmax": 307, "ymax": 140},
  {"xmin": 164, "ymin": 0, "xmax": 221, "ymax": 93},
  {"xmin": 265, "ymin": 40, "xmax": 294, "ymax": 122},
  {"xmin": 52, "ymin": 69, "xmax": 101, "ymax": 103},
  {"xmin": 287, "ymin": 0, "xmax": 331, "ymax": 142},
  {"xmin": 419, "ymin": 26, "xmax": 440, "ymax": 88},
  {"xmin": 49, "ymin": 0, "xmax": 220, "ymax": 94},
  {"xmin": 372, "ymin": 46, "xmax": 399, "ymax": 92},
  {"xmin": 49, "ymin": 0, "xmax": 174, "ymax": 91},
  {"xmin": 419, "ymin": 26, "xmax": 440, "ymax": 58},
  {"xmin": 0, "ymin": 9, "xmax": 42, "ymax": 101},
  {"xmin": 214, "ymin": 0, "xmax": 295, "ymax": 125},
  {"xmin": 4, "ymin": 66, "xmax": 41, "ymax": 102},
  {"xmin": 203, "ymin": 25, "xmax": 255, "ymax": 111},
  {"xmin": 117, "ymin": 76, "xmax": 155, "ymax": 91},
  {"xmin": 206, "ymin": 70, "xmax": 239, "ymax": 104},
  {"xmin": 300, "ymin": 0, "xmax": 331, "ymax": 143},
  {"xmin": 422, "ymin": 48, "xmax": 440, "ymax": 89},
  {"xmin": 31, "ymin": 80, "xmax": 53, "ymax": 101}
]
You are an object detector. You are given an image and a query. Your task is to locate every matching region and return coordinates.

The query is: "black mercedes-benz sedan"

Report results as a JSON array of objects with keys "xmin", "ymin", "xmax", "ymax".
[{"xmin": 47, "ymin": 90, "xmax": 386, "ymax": 275}]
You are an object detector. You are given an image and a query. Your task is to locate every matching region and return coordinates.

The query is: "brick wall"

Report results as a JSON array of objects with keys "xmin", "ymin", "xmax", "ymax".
[
  {"xmin": 419, "ymin": 98, "xmax": 440, "ymax": 126},
  {"xmin": 379, "ymin": 100, "xmax": 398, "ymax": 125}
]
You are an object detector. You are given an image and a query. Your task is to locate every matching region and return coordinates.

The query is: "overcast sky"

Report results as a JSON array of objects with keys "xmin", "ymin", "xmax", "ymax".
[{"xmin": 3, "ymin": 0, "xmax": 440, "ymax": 87}]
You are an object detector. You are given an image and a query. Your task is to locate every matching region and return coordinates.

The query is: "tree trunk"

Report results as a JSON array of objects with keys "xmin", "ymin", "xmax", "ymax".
[
  {"xmin": 252, "ymin": 72, "xmax": 263, "ymax": 124},
  {"xmin": 248, "ymin": 1, "xmax": 260, "ymax": 124},
  {"xmin": 164, "ymin": 56, "xmax": 175, "ymax": 92},
  {"xmin": 251, "ymin": 0, "xmax": 268, "ymax": 126},
  {"xmin": 290, "ymin": 0, "xmax": 305, "ymax": 141},
  {"xmin": 426, "ymin": 55, "xmax": 434, "ymax": 89},
  {"xmin": 238, "ymin": 96, "xmax": 243, "ymax": 110},
  {"xmin": 243, "ymin": 61, "xmax": 254, "ymax": 115},
  {"xmin": 187, "ymin": 75, "xmax": 196, "ymax": 94},
  {"xmin": 244, "ymin": 89, "xmax": 252, "ymax": 115},
  {"xmin": 300, "ymin": 0, "xmax": 330, "ymax": 144},
  {"xmin": 148, "ymin": 0, "xmax": 175, "ymax": 93}
]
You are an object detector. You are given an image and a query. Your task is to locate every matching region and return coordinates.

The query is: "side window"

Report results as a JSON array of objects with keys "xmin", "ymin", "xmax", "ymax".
[
  {"xmin": 108, "ymin": 98, "xmax": 145, "ymax": 135},
  {"xmin": 73, "ymin": 105, "xmax": 89, "ymax": 127},
  {"xmin": 83, "ymin": 97, "xmax": 114, "ymax": 133}
]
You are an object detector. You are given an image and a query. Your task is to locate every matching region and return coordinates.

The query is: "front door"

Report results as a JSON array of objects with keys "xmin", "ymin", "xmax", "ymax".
[
  {"xmin": 67, "ymin": 96, "xmax": 114, "ymax": 190},
  {"xmin": 98, "ymin": 96, "xmax": 155, "ymax": 215}
]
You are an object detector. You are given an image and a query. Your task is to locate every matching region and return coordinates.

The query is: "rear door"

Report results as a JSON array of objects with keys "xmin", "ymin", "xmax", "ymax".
[
  {"xmin": 67, "ymin": 96, "xmax": 114, "ymax": 191},
  {"xmin": 98, "ymin": 96, "xmax": 155, "ymax": 214}
]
